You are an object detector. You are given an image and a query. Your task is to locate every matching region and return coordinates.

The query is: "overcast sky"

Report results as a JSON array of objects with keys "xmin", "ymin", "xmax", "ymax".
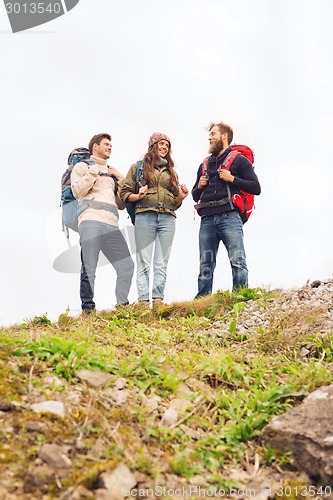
[{"xmin": 1, "ymin": 0, "xmax": 332, "ymax": 326}]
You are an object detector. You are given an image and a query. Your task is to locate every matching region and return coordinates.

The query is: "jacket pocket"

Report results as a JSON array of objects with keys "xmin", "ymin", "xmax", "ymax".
[
  {"xmin": 165, "ymin": 191, "xmax": 176, "ymax": 205},
  {"xmin": 146, "ymin": 188, "xmax": 157, "ymax": 195}
]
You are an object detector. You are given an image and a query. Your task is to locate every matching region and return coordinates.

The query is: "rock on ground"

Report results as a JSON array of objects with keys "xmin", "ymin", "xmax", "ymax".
[
  {"xmin": 97, "ymin": 463, "xmax": 137, "ymax": 498},
  {"xmin": 262, "ymin": 383, "xmax": 333, "ymax": 484}
]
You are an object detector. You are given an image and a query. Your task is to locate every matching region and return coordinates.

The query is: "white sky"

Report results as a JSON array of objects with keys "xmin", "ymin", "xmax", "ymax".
[{"xmin": 0, "ymin": 0, "xmax": 332, "ymax": 325}]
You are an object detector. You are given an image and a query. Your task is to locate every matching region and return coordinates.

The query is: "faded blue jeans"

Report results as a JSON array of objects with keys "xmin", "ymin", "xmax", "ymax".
[
  {"xmin": 79, "ymin": 220, "xmax": 134, "ymax": 310},
  {"xmin": 135, "ymin": 212, "xmax": 176, "ymax": 301},
  {"xmin": 196, "ymin": 211, "xmax": 248, "ymax": 297}
]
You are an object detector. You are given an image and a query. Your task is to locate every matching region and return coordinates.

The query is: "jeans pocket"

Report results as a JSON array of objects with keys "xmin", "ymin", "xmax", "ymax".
[{"xmin": 225, "ymin": 211, "xmax": 243, "ymax": 230}]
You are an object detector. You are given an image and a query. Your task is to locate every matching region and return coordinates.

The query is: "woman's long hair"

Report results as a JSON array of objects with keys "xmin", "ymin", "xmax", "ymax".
[{"xmin": 142, "ymin": 143, "xmax": 178, "ymax": 189}]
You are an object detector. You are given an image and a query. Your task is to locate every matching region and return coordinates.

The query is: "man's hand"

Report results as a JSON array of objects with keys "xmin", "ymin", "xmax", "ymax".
[
  {"xmin": 219, "ymin": 169, "xmax": 234, "ymax": 183},
  {"xmin": 198, "ymin": 175, "xmax": 208, "ymax": 190},
  {"xmin": 108, "ymin": 166, "xmax": 122, "ymax": 179}
]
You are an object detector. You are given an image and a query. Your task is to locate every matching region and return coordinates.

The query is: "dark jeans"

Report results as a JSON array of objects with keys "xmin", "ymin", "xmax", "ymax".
[
  {"xmin": 79, "ymin": 220, "xmax": 134, "ymax": 310},
  {"xmin": 196, "ymin": 211, "xmax": 248, "ymax": 297}
]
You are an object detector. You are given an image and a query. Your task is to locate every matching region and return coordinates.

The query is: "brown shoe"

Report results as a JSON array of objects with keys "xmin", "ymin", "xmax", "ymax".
[
  {"xmin": 152, "ymin": 298, "xmax": 163, "ymax": 307},
  {"xmin": 133, "ymin": 300, "xmax": 150, "ymax": 309}
]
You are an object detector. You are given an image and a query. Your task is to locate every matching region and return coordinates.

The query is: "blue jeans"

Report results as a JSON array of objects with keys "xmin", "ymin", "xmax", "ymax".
[
  {"xmin": 79, "ymin": 220, "xmax": 134, "ymax": 310},
  {"xmin": 196, "ymin": 211, "xmax": 248, "ymax": 297},
  {"xmin": 135, "ymin": 212, "xmax": 175, "ymax": 301}
]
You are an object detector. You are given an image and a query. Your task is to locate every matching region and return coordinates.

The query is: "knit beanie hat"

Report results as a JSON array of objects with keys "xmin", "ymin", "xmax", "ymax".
[{"xmin": 148, "ymin": 132, "xmax": 171, "ymax": 149}]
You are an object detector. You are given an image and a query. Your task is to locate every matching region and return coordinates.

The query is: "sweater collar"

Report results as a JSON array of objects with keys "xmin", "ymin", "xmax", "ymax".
[{"xmin": 90, "ymin": 155, "xmax": 108, "ymax": 166}]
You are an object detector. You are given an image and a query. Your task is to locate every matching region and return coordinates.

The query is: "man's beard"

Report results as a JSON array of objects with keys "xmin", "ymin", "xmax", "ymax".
[{"xmin": 209, "ymin": 138, "xmax": 223, "ymax": 155}]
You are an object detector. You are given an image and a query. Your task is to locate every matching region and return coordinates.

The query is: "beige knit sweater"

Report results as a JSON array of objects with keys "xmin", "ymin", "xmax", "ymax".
[{"xmin": 71, "ymin": 155, "xmax": 125, "ymax": 227}]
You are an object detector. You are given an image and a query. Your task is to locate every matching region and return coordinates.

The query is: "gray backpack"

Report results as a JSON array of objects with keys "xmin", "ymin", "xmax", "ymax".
[{"xmin": 61, "ymin": 148, "xmax": 119, "ymax": 235}]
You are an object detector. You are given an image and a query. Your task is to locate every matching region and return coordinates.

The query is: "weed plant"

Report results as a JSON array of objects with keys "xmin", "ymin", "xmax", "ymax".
[{"xmin": 0, "ymin": 288, "xmax": 332, "ymax": 496}]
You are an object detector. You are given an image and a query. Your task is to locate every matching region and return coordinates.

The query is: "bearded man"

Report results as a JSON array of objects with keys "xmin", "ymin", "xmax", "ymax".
[{"xmin": 192, "ymin": 122, "xmax": 261, "ymax": 296}]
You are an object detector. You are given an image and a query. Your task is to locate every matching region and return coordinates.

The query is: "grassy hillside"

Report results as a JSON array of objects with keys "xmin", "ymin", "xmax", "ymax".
[{"xmin": 1, "ymin": 286, "xmax": 332, "ymax": 499}]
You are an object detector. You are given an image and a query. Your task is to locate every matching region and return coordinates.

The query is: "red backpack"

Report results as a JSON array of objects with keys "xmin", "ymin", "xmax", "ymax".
[{"xmin": 201, "ymin": 144, "xmax": 255, "ymax": 223}]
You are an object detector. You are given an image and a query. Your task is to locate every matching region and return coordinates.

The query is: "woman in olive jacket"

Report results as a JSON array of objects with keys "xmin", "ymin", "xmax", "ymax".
[{"xmin": 120, "ymin": 132, "xmax": 188, "ymax": 304}]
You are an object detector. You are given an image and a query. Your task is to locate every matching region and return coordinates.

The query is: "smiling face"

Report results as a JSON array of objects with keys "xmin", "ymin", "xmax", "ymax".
[
  {"xmin": 157, "ymin": 139, "xmax": 170, "ymax": 158},
  {"xmin": 208, "ymin": 125, "xmax": 228, "ymax": 155},
  {"xmin": 93, "ymin": 138, "xmax": 112, "ymax": 159}
]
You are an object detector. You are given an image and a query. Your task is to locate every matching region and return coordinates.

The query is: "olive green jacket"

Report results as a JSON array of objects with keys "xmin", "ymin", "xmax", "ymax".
[{"xmin": 120, "ymin": 162, "xmax": 180, "ymax": 217}]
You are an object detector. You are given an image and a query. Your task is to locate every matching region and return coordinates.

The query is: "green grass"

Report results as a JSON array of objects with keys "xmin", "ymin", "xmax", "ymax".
[{"xmin": 0, "ymin": 287, "xmax": 332, "ymax": 497}]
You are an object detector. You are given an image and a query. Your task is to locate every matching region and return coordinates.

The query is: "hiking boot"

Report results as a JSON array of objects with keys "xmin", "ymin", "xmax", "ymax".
[
  {"xmin": 152, "ymin": 298, "xmax": 163, "ymax": 308},
  {"xmin": 133, "ymin": 300, "xmax": 150, "ymax": 309},
  {"xmin": 81, "ymin": 308, "xmax": 96, "ymax": 317}
]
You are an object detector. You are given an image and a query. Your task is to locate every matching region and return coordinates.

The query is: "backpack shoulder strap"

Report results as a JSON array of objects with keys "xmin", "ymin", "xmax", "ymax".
[
  {"xmin": 81, "ymin": 159, "xmax": 95, "ymax": 166},
  {"xmin": 88, "ymin": 160, "xmax": 118, "ymax": 195},
  {"xmin": 197, "ymin": 157, "xmax": 210, "ymax": 202},
  {"xmin": 220, "ymin": 151, "xmax": 240, "ymax": 211},
  {"xmin": 136, "ymin": 161, "xmax": 144, "ymax": 187},
  {"xmin": 110, "ymin": 174, "xmax": 118, "ymax": 195},
  {"xmin": 222, "ymin": 150, "xmax": 240, "ymax": 171},
  {"xmin": 103, "ymin": 166, "xmax": 119, "ymax": 195},
  {"xmin": 136, "ymin": 161, "xmax": 144, "ymax": 181},
  {"xmin": 201, "ymin": 156, "xmax": 210, "ymax": 178}
]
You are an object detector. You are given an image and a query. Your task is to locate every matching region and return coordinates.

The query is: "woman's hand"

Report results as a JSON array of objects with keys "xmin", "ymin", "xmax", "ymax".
[
  {"xmin": 126, "ymin": 185, "xmax": 148, "ymax": 203},
  {"xmin": 137, "ymin": 185, "xmax": 148, "ymax": 199},
  {"xmin": 126, "ymin": 184, "xmax": 148, "ymax": 203},
  {"xmin": 179, "ymin": 184, "xmax": 189, "ymax": 200},
  {"xmin": 175, "ymin": 184, "xmax": 189, "ymax": 207}
]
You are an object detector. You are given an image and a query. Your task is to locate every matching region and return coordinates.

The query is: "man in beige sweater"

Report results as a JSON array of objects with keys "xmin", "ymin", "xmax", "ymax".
[{"xmin": 71, "ymin": 133, "xmax": 134, "ymax": 313}]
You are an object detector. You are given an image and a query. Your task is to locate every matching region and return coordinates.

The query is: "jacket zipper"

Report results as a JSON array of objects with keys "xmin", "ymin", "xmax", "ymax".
[{"xmin": 214, "ymin": 157, "xmax": 218, "ymax": 194}]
